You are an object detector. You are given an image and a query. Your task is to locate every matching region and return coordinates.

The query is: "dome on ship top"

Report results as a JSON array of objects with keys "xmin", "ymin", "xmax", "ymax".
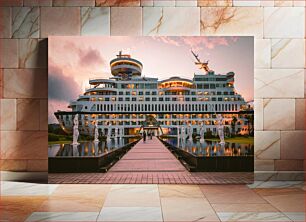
[{"xmin": 110, "ymin": 51, "xmax": 143, "ymax": 78}]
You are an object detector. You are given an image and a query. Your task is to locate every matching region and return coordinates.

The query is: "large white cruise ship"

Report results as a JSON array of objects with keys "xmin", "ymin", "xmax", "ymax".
[{"xmin": 54, "ymin": 51, "xmax": 253, "ymax": 137}]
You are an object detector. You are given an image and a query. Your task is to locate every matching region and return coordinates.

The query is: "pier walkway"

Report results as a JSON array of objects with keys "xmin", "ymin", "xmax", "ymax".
[
  {"xmin": 49, "ymin": 137, "xmax": 253, "ymax": 184},
  {"xmin": 109, "ymin": 136, "xmax": 186, "ymax": 172}
]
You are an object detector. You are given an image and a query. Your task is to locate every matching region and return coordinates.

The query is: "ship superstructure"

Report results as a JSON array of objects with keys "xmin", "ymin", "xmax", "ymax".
[{"xmin": 55, "ymin": 51, "xmax": 253, "ymax": 137}]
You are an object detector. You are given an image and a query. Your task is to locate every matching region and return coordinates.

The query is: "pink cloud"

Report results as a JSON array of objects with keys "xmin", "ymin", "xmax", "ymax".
[{"xmin": 151, "ymin": 36, "xmax": 181, "ymax": 46}]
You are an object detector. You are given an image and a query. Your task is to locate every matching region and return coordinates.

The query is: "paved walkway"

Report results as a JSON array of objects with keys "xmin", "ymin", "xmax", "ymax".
[
  {"xmin": 49, "ymin": 137, "xmax": 254, "ymax": 184},
  {"xmin": 109, "ymin": 136, "xmax": 187, "ymax": 172}
]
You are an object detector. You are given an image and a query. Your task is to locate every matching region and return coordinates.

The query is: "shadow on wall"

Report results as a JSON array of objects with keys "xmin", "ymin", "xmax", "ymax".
[{"xmin": 1, "ymin": 39, "xmax": 48, "ymax": 184}]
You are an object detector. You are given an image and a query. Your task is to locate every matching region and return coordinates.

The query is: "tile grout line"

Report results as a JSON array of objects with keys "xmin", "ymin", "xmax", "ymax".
[
  {"xmin": 198, "ymin": 185, "xmax": 222, "ymax": 222},
  {"xmin": 157, "ymin": 184, "xmax": 165, "ymax": 222}
]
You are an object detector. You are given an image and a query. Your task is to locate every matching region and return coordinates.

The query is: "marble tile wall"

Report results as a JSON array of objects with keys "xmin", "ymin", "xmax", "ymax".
[{"xmin": 0, "ymin": 0, "xmax": 304, "ymax": 180}]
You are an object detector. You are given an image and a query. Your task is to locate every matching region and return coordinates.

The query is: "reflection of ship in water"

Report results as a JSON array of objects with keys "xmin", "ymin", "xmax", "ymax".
[
  {"xmin": 164, "ymin": 138, "xmax": 253, "ymax": 157},
  {"xmin": 48, "ymin": 137, "xmax": 137, "ymax": 157}
]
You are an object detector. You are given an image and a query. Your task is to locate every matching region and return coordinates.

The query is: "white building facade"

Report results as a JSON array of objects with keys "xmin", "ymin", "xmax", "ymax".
[{"xmin": 55, "ymin": 52, "xmax": 253, "ymax": 137}]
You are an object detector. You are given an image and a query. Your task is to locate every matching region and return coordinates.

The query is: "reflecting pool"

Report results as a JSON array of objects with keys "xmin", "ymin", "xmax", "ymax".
[
  {"xmin": 162, "ymin": 137, "xmax": 253, "ymax": 157},
  {"xmin": 48, "ymin": 137, "xmax": 138, "ymax": 157}
]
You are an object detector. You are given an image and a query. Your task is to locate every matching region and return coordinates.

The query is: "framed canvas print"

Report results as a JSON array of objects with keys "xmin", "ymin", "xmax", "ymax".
[{"xmin": 48, "ymin": 36, "xmax": 254, "ymax": 184}]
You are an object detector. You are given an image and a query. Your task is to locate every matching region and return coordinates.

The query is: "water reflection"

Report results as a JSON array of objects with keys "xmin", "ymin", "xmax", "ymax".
[
  {"xmin": 48, "ymin": 138, "xmax": 137, "ymax": 157},
  {"xmin": 163, "ymin": 138, "xmax": 253, "ymax": 157}
]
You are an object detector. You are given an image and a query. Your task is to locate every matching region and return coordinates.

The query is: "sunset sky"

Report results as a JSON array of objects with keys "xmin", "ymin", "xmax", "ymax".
[{"xmin": 48, "ymin": 36, "xmax": 254, "ymax": 123}]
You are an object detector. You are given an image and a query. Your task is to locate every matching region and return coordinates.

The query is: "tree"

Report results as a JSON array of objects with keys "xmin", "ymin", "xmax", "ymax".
[
  {"xmin": 231, "ymin": 116, "xmax": 238, "ymax": 136},
  {"xmin": 245, "ymin": 114, "xmax": 254, "ymax": 136},
  {"xmin": 224, "ymin": 126, "xmax": 231, "ymax": 137}
]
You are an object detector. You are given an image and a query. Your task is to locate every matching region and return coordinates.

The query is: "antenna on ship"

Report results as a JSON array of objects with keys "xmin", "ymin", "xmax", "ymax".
[{"xmin": 191, "ymin": 49, "xmax": 210, "ymax": 73}]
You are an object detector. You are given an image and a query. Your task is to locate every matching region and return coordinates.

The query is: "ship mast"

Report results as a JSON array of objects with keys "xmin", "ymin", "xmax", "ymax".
[{"xmin": 191, "ymin": 50, "xmax": 210, "ymax": 73}]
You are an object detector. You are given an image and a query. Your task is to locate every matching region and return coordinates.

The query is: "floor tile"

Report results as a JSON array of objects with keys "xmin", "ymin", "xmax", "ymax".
[
  {"xmin": 255, "ymin": 189, "xmax": 305, "ymax": 212},
  {"xmin": 38, "ymin": 196, "xmax": 104, "ymax": 212},
  {"xmin": 200, "ymin": 185, "xmax": 266, "ymax": 204},
  {"xmin": 212, "ymin": 203, "xmax": 278, "ymax": 212},
  {"xmin": 98, "ymin": 207, "xmax": 163, "ymax": 221},
  {"xmin": 283, "ymin": 212, "xmax": 305, "ymax": 221},
  {"xmin": 103, "ymin": 184, "xmax": 160, "ymax": 207},
  {"xmin": 25, "ymin": 212, "xmax": 99, "ymax": 221},
  {"xmin": 1, "ymin": 181, "xmax": 58, "ymax": 196},
  {"xmin": 159, "ymin": 185, "xmax": 204, "ymax": 198},
  {"xmin": 0, "ymin": 196, "xmax": 47, "ymax": 221},
  {"xmin": 161, "ymin": 197, "xmax": 219, "ymax": 221},
  {"xmin": 217, "ymin": 212, "xmax": 291, "ymax": 221},
  {"xmin": 248, "ymin": 181, "xmax": 304, "ymax": 189},
  {"xmin": 52, "ymin": 184, "xmax": 111, "ymax": 199}
]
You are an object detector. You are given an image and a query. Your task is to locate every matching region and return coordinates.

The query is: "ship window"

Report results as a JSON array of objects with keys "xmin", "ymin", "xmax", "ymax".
[
  {"xmin": 152, "ymin": 97, "xmax": 157, "ymax": 101},
  {"xmin": 132, "ymin": 97, "xmax": 136, "ymax": 101},
  {"xmin": 119, "ymin": 91, "xmax": 123, "ymax": 95},
  {"xmin": 224, "ymin": 92, "xmax": 228, "ymax": 95},
  {"xmin": 218, "ymin": 97, "xmax": 222, "ymax": 101},
  {"xmin": 215, "ymin": 104, "xmax": 218, "ymax": 111},
  {"xmin": 159, "ymin": 97, "xmax": 163, "ymax": 101},
  {"xmin": 210, "ymin": 84, "xmax": 216, "ymax": 89},
  {"xmin": 105, "ymin": 98, "xmax": 109, "ymax": 101},
  {"xmin": 185, "ymin": 97, "xmax": 190, "ymax": 101},
  {"xmin": 191, "ymin": 91, "xmax": 196, "ymax": 95},
  {"xmin": 126, "ymin": 97, "xmax": 130, "ymax": 101},
  {"xmin": 145, "ymin": 97, "xmax": 150, "ymax": 101},
  {"xmin": 139, "ymin": 91, "xmax": 143, "ymax": 95},
  {"xmin": 204, "ymin": 84, "xmax": 209, "ymax": 89},
  {"xmin": 172, "ymin": 98, "xmax": 177, "ymax": 101},
  {"xmin": 225, "ymin": 104, "xmax": 228, "ymax": 111},
  {"xmin": 85, "ymin": 106, "xmax": 87, "ymax": 109},
  {"xmin": 217, "ymin": 91, "xmax": 221, "ymax": 95},
  {"xmin": 145, "ymin": 91, "xmax": 150, "ymax": 95},
  {"xmin": 212, "ymin": 97, "xmax": 216, "ymax": 101},
  {"xmin": 192, "ymin": 97, "xmax": 196, "ymax": 101},
  {"xmin": 97, "ymin": 105, "xmax": 99, "ymax": 111},
  {"xmin": 152, "ymin": 91, "xmax": 157, "ymax": 95},
  {"xmin": 205, "ymin": 104, "xmax": 207, "ymax": 111},
  {"xmin": 126, "ymin": 91, "xmax": 130, "ymax": 95},
  {"xmin": 166, "ymin": 97, "xmax": 170, "ymax": 101},
  {"xmin": 222, "ymin": 104, "xmax": 224, "ymax": 111},
  {"xmin": 119, "ymin": 97, "xmax": 123, "ymax": 101}
]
